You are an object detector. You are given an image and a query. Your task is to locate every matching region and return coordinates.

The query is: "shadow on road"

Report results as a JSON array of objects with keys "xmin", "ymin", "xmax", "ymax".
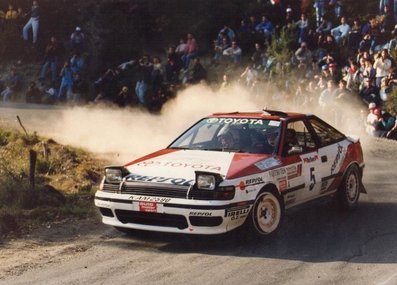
[{"xmin": 101, "ymin": 199, "xmax": 397, "ymax": 264}]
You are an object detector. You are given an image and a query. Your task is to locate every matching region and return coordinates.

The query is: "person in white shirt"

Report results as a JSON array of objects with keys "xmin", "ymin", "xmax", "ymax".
[{"xmin": 373, "ymin": 49, "xmax": 392, "ymax": 87}]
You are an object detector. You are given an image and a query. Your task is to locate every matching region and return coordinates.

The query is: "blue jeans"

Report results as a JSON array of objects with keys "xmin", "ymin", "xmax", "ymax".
[
  {"xmin": 40, "ymin": 60, "xmax": 58, "ymax": 85},
  {"xmin": 23, "ymin": 17, "xmax": 39, "ymax": 43},
  {"xmin": 135, "ymin": 80, "xmax": 147, "ymax": 105},
  {"xmin": 379, "ymin": 0, "xmax": 390, "ymax": 14},
  {"xmin": 1, "ymin": 87, "xmax": 13, "ymax": 103},
  {"xmin": 182, "ymin": 52, "xmax": 197, "ymax": 70},
  {"xmin": 57, "ymin": 81, "xmax": 73, "ymax": 101}
]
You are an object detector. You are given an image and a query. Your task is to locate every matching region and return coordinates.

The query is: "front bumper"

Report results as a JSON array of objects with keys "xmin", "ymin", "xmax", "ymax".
[{"xmin": 95, "ymin": 191, "xmax": 252, "ymax": 235}]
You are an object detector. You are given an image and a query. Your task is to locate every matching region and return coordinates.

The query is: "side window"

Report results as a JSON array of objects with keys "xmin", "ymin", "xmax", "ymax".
[
  {"xmin": 309, "ymin": 118, "xmax": 345, "ymax": 147},
  {"xmin": 284, "ymin": 120, "xmax": 316, "ymax": 155}
]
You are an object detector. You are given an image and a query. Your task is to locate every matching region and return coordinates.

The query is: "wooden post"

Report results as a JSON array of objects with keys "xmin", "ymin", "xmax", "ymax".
[{"xmin": 29, "ymin": 149, "xmax": 37, "ymax": 191}]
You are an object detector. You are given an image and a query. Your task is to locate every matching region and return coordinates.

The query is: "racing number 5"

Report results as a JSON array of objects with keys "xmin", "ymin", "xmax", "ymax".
[{"xmin": 309, "ymin": 167, "xmax": 316, "ymax": 191}]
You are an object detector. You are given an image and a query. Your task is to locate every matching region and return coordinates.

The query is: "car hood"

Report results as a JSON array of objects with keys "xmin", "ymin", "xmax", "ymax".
[{"xmin": 124, "ymin": 149, "xmax": 273, "ymax": 185}]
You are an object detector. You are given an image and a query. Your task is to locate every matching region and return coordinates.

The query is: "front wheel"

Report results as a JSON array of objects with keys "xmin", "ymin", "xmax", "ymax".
[
  {"xmin": 338, "ymin": 164, "xmax": 361, "ymax": 210},
  {"xmin": 247, "ymin": 191, "xmax": 284, "ymax": 236}
]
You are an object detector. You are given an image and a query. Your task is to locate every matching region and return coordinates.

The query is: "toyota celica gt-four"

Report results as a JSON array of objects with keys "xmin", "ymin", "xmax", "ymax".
[{"xmin": 95, "ymin": 110, "xmax": 365, "ymax": 236}]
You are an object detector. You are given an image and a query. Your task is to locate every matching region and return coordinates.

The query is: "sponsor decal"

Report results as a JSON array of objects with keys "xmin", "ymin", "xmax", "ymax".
[
  {"xmin": 237, "ymin": 177, "xmax": 263, "ymax": 192},
  {"xmin": 320, "ymin": 180, "xmax": 329, "ymax": 193},
  {"xmin": 189, "ymin": 211, "xmax": 213, "ymax": 217},
  {"xmin": 206, "ymin": 118, "xmax": 264, "ymax": 125},
  {"xmin": 285, "ymin": 194, "xmax": 296, "ymax": 206},
  {"xmin": 129, "ymin": 196, "xmax": 171, "ymax": 203},
  {"xmin": 303, "ymin": 155, "xmax": 319, "ymax": 163},
  {"xmin": 255, "ymin": 158, "xmax": 281, "ymax": 170},
  {"xmin": 286, "ymin": 164, "xmax": 302, "ymax": 179},
  {"xmin": 136, "ymin": 160, "xmax": 222, "ymax": 172},
  {"xmin": 126, "ymin": 174, "xmax": 194, "ymax": 186},
  {"xmin": 245, "ymin": 177, "xmax": 264, "ymax": 185},
  {"xmin": 225, "ymin": 205, "xmax": 250, "ymax": 220},
  {"xmin": 331, "ymin": 145, "xmax": 345, "ymax": 174},
  {"xmin": 269, "ymin": 168, "xmax": 287, "ymax": 177},
  {"xmin": 278, "ymin": 178, "xmax": 287, "ymax": 191},
  {"xmin": 269, "ymin": 120, "xmax": 281, "ymax": 127},
  {"xmin": 139, "ymin": 201, "xmax": 157, "ymax": 212}
]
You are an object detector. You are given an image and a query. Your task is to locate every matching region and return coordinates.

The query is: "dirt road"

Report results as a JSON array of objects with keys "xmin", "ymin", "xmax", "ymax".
[{"xmin": 1, "ymin": 104, "xmax": 397, "ymax": 285}]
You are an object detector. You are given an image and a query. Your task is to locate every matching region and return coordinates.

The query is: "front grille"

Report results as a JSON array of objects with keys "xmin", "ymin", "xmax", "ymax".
[
  {"xmin": 115, "ymin": 209, "xmax": 188, "ymax": 229},
  {"xmin": 102, "ymin": 183, "xmax": 119, "ymax": 193},
  {"xmin": 121, "ymin": 182, "xmax": 188, "ymax": 198},
  {"xmin": 102, "ymin": 182, "xmax": 235, "ymax": 201}
]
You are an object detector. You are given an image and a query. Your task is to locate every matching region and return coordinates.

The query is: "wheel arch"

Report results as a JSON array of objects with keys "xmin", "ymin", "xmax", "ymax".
[
  {"xmin": 341, "ymin": 161, "xmax": 366, "ymax": 193},
  {"xmin": 257, "ymin": 183, "xmax": 285, "ymax": 210}
]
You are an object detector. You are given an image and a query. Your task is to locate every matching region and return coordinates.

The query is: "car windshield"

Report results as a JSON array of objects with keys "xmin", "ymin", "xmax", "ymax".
[{"xmin": 169, "ymin": 117, "xmax": 281, "ymax": 154}]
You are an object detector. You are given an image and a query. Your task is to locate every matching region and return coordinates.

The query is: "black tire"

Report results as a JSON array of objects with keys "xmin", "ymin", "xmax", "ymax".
[
  {"xmin": 338, "ymin": 164, "xmax": 360, "ymax": 210},
  {"xmin": 246, "ymin": 191, "xmax": 284, "ymax": 237}
]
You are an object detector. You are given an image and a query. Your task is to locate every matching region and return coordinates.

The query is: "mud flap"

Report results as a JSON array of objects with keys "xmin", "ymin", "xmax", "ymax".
[{"xmin": 360, "ymin": 181, "xmax": 367, "ymax": 194}]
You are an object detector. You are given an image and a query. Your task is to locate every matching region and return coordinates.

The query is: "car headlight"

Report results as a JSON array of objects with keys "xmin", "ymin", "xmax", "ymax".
[
  {"xmin": 105, "ymin": 168, "xmax": 123, "ymax": 184},
  {"xmin": 197, "ymin": 174, "xmax": 216, "ymax": 190}
]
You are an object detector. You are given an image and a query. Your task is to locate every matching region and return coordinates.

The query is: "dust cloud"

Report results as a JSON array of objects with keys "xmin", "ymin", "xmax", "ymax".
[{"xmin": 47, "ymin": 82, "xmax": 372, "ymax": 164}]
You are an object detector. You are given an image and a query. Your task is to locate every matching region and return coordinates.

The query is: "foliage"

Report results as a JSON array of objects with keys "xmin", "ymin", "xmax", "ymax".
[{"xmin": 0, "ymin": 126, "xmax": 104, "ymax": 238}]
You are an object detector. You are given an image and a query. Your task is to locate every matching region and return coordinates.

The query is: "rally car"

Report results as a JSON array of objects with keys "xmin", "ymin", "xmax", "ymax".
[{"xmin": 95, "ymin": 109, "xmax": 365, "ymax": 236}]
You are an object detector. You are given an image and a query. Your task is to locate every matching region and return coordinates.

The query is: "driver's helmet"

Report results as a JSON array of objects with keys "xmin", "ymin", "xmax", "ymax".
[{"xmin": 218, "ymin": 125, "xmax": 240, "ymax": 148}]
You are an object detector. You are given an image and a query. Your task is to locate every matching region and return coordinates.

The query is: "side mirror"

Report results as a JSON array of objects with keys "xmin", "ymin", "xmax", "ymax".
[{"xmin": 288, "ymin": 146, "xmax": 303, "ymax": 155}]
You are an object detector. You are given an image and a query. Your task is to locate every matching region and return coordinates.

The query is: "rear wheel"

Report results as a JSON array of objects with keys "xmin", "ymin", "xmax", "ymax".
[
  {"xmin": 247, "ymin": 191, "xmax": 284, "ymax": 236},
  {"xmin": 338, "ymin": 164, "xmax": 360, "ymax": 210}
]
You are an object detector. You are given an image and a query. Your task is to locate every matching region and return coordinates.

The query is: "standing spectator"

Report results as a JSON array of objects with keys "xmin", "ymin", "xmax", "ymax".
[
  {"xmin": 329, "ymin": 0, "xmax": 343, "ymax": 19},
  {"xmin": 374, "ymin": 49, "xmax": 392, "ymax": 87},
  {"xmin": 366, "ymin": 102, "xmax": 382, "ymax": 136},
  {"xmin": 295, "ymin": 13, "xmax": 309, "ymax": 44},
  {"xmin": 70, "ymin": 26, "xmax": 85, "ymax": 53},
  {"xmin": 165, "ymin": 46, "xmax": 182, "ymax": 83},
  {"xmin": 70, "ymin": 51, "xmax": 85, "ymax": 75},
  {"xmin": 135, "ymin": 55, "xmax": 152, "ymax": 105},
  {"xmin": 222, "ymin": 41, "xmax": 242, "ymax": 64},
  {"xmin": 314, "ymin": 0, "xmax": 327, "ymax": 27},
  {"xmin": 151, "ymin": 56, "xmax": 164, "ymax": 96},
  {"xmin": 240, "ymin": 64, "xmax": 258, "ymax": 89},
  {"xmin": 39, "ymin": 36, "xmax": 61, "ymax": 87},
  {"xmin": 182, "ymin": 33, "xmax": 198, "ymax": 70},
  {"xmin": 25, "ymin": 81, "xmax": 42, "ymax": 103},
  {"xmin": 0, "ymin": 68, "xmax": 22, "ymax": 103},
  {"xmin": 331, "ymin": 16, "xmax": 351, "ymax": 45},
  {"xmin": 71, "ymin": 73, "xmax": 87, "ymax": 103},
  {"xmin": 57, "ymin": 62, "xmax": 74, "ymax": 101},
  {"xmin": 379, "ymin": 0, "xmax": 391, "ymax": 15},
  {"xmin": 22, "ymin": 0, "xmax": 40, "ymax": 45}
]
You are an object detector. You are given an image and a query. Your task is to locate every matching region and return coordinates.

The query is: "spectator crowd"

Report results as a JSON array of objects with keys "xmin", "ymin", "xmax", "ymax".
[{"xmin": 0, "ymin": 0, "xmax": 397, "ymax": 140}]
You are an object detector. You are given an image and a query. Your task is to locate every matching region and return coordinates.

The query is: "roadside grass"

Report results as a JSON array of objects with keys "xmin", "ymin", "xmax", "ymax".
[{"xmin": 0, "ymin": 126, "xmax": 104, "ymax": 239}]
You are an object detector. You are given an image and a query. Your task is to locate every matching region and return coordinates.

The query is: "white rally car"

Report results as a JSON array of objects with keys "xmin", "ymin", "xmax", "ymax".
[{"xmin": 95, "ymin": 110, "xmax": 365, "ymax": 236}]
